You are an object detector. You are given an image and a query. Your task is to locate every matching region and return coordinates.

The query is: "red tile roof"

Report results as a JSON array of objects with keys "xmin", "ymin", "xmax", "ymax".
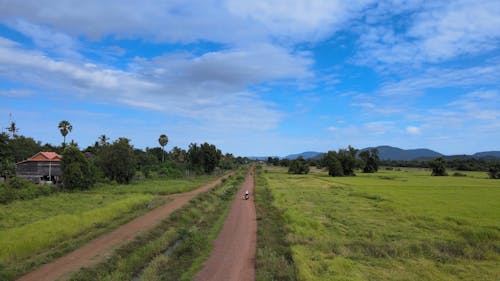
[{"xmin": 17, "ymin": 152, "xmax": 62, "ymax": 165}]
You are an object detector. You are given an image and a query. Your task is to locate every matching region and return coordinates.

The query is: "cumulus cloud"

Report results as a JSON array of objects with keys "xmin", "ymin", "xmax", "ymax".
[
  {"xmin": 0, "ymin": 0, "xmax": 378, "ymax": 44},
  {"xmin": 0, "ymin": 36, "xmax": 310, "ymax": 132}
]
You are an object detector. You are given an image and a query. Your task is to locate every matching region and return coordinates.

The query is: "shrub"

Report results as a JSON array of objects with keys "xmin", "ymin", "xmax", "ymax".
[
  {"xmin": 430, "ymin": 157, "xmax": 448, "ymax": 176},
  {"xmin": 0, "ymin": 178, "xmax": 58, "ymax": 204},
  {"xmin": 4, "ymin": 177, "xmax": 32, "ymax": 189},
  {"xmin": 488, "ymin": 163, "xmax": 500, "ymax": 179},
  {"xmin": 288, "ymin": 158, "xmax": 310, "ymax": 174},
  {"xmin": 452, "ymin": 172, "xmax": 467, "ymax": 177}
]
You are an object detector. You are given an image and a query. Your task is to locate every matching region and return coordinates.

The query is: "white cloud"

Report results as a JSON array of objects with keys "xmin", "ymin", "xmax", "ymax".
[
  {"xmin": 0, "ymin": 36, "xmax": 310, "ymax": 132},
  {"xmin": 227, "ymin": 0, "xmax": 374, "ymax": 41},
  {"xmin": 357, "ymin": 1, "xmax": 500, "ymax": 66},
  {"xmin": 7, "ymin": 19, "xmax": 81, "ymax": 59},
  {"xmin": 0, "ymin": 0, "xmax": 374, "ymax": 44},
  {"xmin": 405, "ymin": 126, "xmax": 421, "ymax": 135},
  {"xmin": 379, "ymin": 63, "xmax": 500, "ymax": 96},
  {"xmin": 409, "ymin": 0, "xmax": 500, "ymax": 61}
]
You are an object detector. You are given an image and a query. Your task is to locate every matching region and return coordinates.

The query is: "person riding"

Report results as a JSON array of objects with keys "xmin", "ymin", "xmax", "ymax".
[{"xmin": 244, "ymin": 190, "xmax": 249, "ymax": 199}]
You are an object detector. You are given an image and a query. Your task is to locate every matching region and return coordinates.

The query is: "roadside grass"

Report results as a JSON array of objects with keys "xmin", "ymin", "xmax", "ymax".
[
  {"xmin": 254, "ymin": 166, "xmax": 297, "ymax": 281},
  {"xmin": 69, "ymin": 168, "xmax": 248, "ymax": 281},
  {"xmin": 91, "ymin": 174, "xmax": 218, "ymax": 195},
  {"xmin": 263, "ymin": 168, "xmax": 500, "ymax": 281},
  {"xmin": 0, "ymin": 174, "xmax": 218, "ymax": 280}
]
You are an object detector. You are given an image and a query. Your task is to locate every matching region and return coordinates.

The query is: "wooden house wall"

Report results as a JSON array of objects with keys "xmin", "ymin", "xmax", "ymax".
[{"xmin": 16, "ymin": 161, "xmax": 62, "ymax": 179}]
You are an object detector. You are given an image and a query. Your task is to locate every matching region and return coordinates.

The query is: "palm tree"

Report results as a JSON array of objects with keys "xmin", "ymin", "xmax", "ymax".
[
  {"xmin": 7, "ymin": 121, "xmax": 18, "ymax": 138},
  {"xmin": 158, "ymin": 134, "xmax": 169, "ymax": 162},
  {"xmin": 99, "ymin": 134, "xmax": 109, "ymax": 146},
  {"xmin": 58, "ymin": 120, "xmax": 73, "ymax": 147}
]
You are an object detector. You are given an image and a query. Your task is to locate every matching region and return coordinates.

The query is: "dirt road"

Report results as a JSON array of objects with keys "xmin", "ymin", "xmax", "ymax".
[
  {"xmin": 195, "ymin": 168, "xmax": 256, "ymax": 281},
  {"xmin": 17, "ymin": 175, "xmax": 229, "ymax": 281}
]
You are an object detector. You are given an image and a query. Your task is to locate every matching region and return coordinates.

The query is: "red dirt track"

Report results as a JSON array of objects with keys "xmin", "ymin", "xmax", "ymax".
[
  {"xmin": 195, "ymin": 167, "xmax": 256, "ymax": 281},
  {"xmin": 17, "ymin": 175, "xmax": 229, "ymax": 281}
]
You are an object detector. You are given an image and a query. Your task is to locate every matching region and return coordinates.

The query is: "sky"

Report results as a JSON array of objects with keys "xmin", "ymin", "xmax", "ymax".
[{"xmin": 0, "ymin": 0, "xmax": 499, "ymax": 156}]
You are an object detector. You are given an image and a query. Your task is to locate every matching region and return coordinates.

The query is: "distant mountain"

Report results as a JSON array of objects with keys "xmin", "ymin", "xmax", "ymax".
[
  {"xmin": 473, "ymin": 151, "xmax": 500, "ymax": 158},
  {"xmin": 285, "ymin": 151, "xmax": 323, "ymax": 160},
  {"xmin": 249, "ymin": 147, "xmax": 499, "ymax": 162},
  {"xmin": 360, "ymin": 145, "xmax": 442, "ymax": 161}
]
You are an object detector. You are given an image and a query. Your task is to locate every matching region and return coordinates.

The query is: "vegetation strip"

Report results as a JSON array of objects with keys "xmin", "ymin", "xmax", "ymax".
[
  {"xmin": 254, "ymin": 166, "xmax": 298, "ymax": 281},
  {"xmin": 68, "ymin": 168, "xmax": 247, "ymax": 281}
]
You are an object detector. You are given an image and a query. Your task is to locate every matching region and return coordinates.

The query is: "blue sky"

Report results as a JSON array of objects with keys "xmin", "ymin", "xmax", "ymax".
[{"xmin": 0, "ymin": 0, "xmax": 499, "ymax": 156}]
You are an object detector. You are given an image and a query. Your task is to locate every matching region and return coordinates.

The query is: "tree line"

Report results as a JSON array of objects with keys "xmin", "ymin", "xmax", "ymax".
[
  {"xmin": 1, "ymin": 120, "xmax": 247, "ymax": 190},
  {"xmin": 268, "ymin": 147, "xmax": 500, "ymax": 179}
]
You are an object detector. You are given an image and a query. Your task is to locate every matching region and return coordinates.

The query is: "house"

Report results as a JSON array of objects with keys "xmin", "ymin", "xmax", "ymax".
[{"xmin": 16, "ymin": 152, "xmax": 63, "ymax": 184}]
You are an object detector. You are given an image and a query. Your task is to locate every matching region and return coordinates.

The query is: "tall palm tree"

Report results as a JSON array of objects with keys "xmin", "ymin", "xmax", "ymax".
[
  {"xmin": 58, "ymin": 120, "xmax": 73, "ymax": 147},
  {"xmin": 158, "ymin": 134, "xmax": 169, "ymax": 163},
  {"xmin": 99, "ymin": 134, "xmax": 109, "ymax": 146},
  {"xmin": 7, "ymin": 121, "xmax": 18, "ymax": 138}
]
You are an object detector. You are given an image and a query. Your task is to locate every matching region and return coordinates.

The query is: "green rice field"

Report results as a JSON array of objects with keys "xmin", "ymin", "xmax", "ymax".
[{"xmin": 258, "ymin": 167, "xmax": 500, "ymax": 280}]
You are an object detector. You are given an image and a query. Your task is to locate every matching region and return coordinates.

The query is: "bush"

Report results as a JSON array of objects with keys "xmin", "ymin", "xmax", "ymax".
[
  {"xmin": 488, "ymin": 163, "xmax": 500, "ymax": 179},
  {"xmin": 430, "ymin": 157, "xmax": 448, "ymax": 176},
  {"xmin": 4, "ymin": 177, "xmax": 32, "ymax": 189},
  {"xmin": 0, "ymin": 178, "xmax": 58, "ymax": 204},
  {"xmin": 288, "ymin": 158, "xmax": 309, "ymax": 174},
  {"xmin": 452, "ymin": 172, "xmax": 467, "ymax": 177}
]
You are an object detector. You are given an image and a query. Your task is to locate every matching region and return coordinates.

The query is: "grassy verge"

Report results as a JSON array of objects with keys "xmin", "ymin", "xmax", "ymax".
[
  {"xmin": 91, "ymin": 174, "xmax": 218, "ymax": 195},
  {"xmin": 263, "ymin": 168, "xmax": 500, "ymax": 281},
  {"xmin": 254, "ymin": 166, "xmax": 297, "ymax": 281},
  {"xmin": 69, "ymin": 168, "xmax": 248, "ymax": 281},
  {"xmin": 0, "ymin": 174, "xmax": 219, "ymax": 280}
]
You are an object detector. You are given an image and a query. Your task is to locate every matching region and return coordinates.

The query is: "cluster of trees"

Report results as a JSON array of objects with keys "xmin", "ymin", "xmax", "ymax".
[
  {"xmin": 269, "ymin": 146, "xmax": 380, "ymax": 177},
  {"xmin": 1, "ymin": 119, "xmax": 245, "ymax": 190},
  {"xmin": 321, "ymin": 146, "xmax": 362, "ymax": 176},
  {"xmin": 288, "ymin": 157, "xmax": 310, "ymax": 174}
]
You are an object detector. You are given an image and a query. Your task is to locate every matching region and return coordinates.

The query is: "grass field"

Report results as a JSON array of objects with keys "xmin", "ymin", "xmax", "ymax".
[
  {"xmin": 259, "ymin": 167, "xmax": 500, "ymax": 280},
  {"xmin": 0, "ymin": 174, "xmax": 218, "ymax": 280}
]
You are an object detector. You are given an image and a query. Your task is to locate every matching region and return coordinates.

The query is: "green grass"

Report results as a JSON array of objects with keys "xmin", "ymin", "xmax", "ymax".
[
  {"xmin": 260, "ymin": 168, "xmax": 500, "ymax": 281},
  {"xmin": 254, "ymin": 166, "xmax": 297, "ymax": 281},
  {"xmin": 0, "ymin": 174, "xmax": 219, "ymax": 280},
  {"xmin": 90, "ymin": 174, "xmax": 218, "ymax": 195},
  {"xmin": 69, "ymin": 169, "xmax": 248, "ymax": 281}
]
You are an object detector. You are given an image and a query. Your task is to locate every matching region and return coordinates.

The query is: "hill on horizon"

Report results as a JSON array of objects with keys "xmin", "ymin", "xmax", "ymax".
[
  {"xmin": 250, "ymin": 146, "xmax": 500, "ymax": 162},
  {"xmin": 282, "ymin": 146, "xmax": 500, "ymax": 161},
  {"xmin": 361, "ymin": 145, "xmax": 443, "ymax": 161}
]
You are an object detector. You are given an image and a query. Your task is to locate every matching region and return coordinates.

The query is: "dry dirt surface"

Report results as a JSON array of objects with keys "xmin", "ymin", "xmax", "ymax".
[
  {"xmin": 17, "ymin": 175, "xmax": 229, "ymax": 281},
  {"xmin": 195, "ymin": 168, "xmax": 256, "ymax": 281}
]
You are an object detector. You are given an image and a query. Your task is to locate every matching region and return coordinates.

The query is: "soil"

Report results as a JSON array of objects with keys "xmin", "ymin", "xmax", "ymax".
[
  {"xmin": 195, "ymin": 168, "xmax": 256, "ymax": 281},
  {"xmin": 17, "ymin": 175, "xmax": 229, "ymax": 281}
]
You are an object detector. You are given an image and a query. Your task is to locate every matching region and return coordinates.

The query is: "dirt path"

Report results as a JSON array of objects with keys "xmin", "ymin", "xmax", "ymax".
[
  {"xmin": 195, "ymin": 168, "xmax": 256, "ymax": 281},
  {"xmin": 17, "ymin": 175, "xmax": 229, "ymax": 281}
]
